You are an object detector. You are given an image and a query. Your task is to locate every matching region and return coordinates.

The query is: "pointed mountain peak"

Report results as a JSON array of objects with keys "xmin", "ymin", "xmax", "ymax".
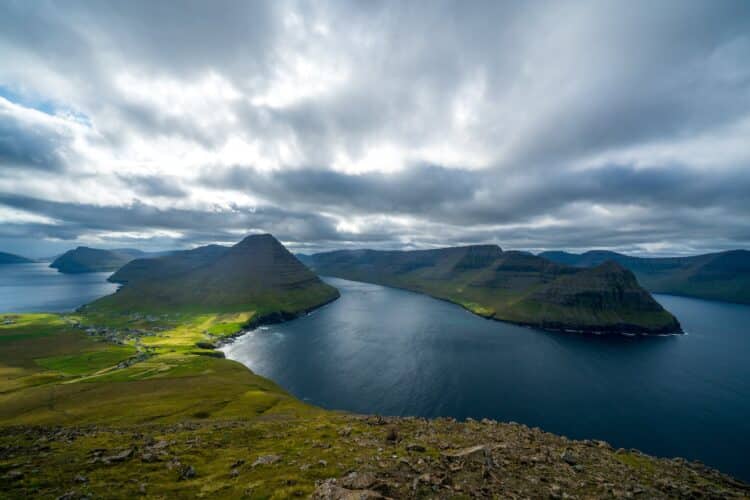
[{"xmin": 233, "ymin": 233, "xmax": 281, "ymax": 248}]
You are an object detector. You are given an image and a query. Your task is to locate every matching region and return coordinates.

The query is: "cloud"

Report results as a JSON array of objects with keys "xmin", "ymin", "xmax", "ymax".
[
  {"xmin": 0, "ymin": 97, "xmax": 80, "ymax": 171},
  {"xmin": 0, "ymin": 0, "xmax": 749, "ymax": 256}
]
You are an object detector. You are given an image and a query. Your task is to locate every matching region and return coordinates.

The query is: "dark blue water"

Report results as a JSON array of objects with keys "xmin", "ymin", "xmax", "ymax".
[
  {"xmin": 223, "ymin": 277, "xmax": 750, "ymax": 480},
  {"xmin": 0, "ymin": 263, "xmax": 118, "ymax": 312}
]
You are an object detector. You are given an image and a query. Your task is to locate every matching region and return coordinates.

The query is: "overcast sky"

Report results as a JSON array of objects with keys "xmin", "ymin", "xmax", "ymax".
[{"xmin": 1, "ymin": 0, "xmax": 749, "ymax": 257}]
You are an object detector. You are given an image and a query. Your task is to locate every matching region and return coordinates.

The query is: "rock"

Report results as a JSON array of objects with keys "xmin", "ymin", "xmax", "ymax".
[
  {"xmin": 405, "ymin": 443, "xmax": 426, "ymax": 452},
  {"xmin": 74, "ymin": 474, "xmax": 88, "ymax": 483},
  {"xmin": 385, "ymin": 427, "xmax": 399, "ymax": 443},
  {"xmin": 313, "ymin": 479, "xmax": 384, "ymax": 499},
  {"xmin": 442, "ymin": 444, "xmax": 488, "ymax": 464},
  {"xmin": 595, "ymin": 440, "xmax": 612, "ymax": 450},
  {"xmin": 560, "ymin": 449, "xmax": 577, "ymax": 465},
  {"xmin": 252, "ymin": 454, "xmax": 281, "ymax": 467},
  {"xmin": 4, "ymin": 470, "xmax": 23, "ymax": 481},
  {"xmin": 178, "ymin": 465, "xmax": 196, "ymax": 480},
  {"xmin": 341, "ymin": 471, "xmax": 377, "ymax": 490},
  {"xmin": 103, "ymin": 448, "xmax": 133, "ymax": 464}
]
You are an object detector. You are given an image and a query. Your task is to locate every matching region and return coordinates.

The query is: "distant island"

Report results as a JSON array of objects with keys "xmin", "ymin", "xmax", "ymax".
[
  {"xmin": 301, "ymin": 245, "xmax": 681, "ymax": 335},
  {"xmin": 50, "ymin": 247, "xmax": 166, "ymax": 274},
  {"xmin": 540, "ymin": 249, "xmax": 750, "ymax": 305},
  {"xmin": 0, "ymin": 251, "xmax": 34, "ymax": 265}
]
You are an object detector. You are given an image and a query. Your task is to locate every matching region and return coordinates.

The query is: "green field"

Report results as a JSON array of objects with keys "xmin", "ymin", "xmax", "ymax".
[{"xmin": 1, "ymin": 312, "xmax": 747, "ymax": 498}]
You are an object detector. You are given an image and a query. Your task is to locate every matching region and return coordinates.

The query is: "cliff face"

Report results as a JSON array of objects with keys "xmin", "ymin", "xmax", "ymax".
[
  {"xmin": 540, "ymin": 249, "xmax": 750, "ymax": 304},
  {"xmin": 307, "ymin": 246, "xmax": 680, "ymax": 334},
  {"xmin": 89, "ymin": 234, "xmax": 339, "ymax": 314},
  {"xmin": 515, "ymin": 261, "xmax": 682, "ymax": 334}
]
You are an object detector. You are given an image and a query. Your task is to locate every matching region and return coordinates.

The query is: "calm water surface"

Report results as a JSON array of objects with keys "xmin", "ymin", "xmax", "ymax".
[
  {"xmin": 0, "ymin": 263, "xmax": 118, "ymax": 312},
  {"xmin": 223, "ymin": 277, "xmax": 750, "ymax": 480}
]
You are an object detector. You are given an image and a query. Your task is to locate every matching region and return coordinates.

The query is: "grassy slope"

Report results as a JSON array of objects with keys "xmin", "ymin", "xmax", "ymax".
[
  {"xmin": 0, "ymin": 313, "xmax": 312, "ymax": 427},
  {"xmin": 1, "ymin": 313, "xmax": 746, "ymax": 498},
  {"xmin": 308, "ymin": 248, "xmax": 680, "ymax": 334}
]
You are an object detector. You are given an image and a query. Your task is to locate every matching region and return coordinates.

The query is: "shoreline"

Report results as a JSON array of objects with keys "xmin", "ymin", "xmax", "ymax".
[{"xmin": 214, "ymin": 291, "xmax": 341, "ymax": 348}]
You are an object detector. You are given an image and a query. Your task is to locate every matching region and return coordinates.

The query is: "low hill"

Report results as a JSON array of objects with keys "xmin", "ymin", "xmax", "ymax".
[
  {"xmin": 88, "ymin": 234, "xmax": 340, "ymax": 317},
  {"xmin": 305, "ymin": 246, "xmax": 680, "ymax": 335},
  {"xmin": 540, "ymin": 249, "xmax": 750, "ymax": 304},
  {"xmin": 50, "ymin": 247, "xmax": 145, "ymax": 273},
  {"xmin": 0, "ymin": 251, "xmax": 34, "ymax": 264}
]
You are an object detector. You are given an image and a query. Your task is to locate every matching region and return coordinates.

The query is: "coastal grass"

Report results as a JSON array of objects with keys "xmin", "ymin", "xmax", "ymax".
[
  {"xmin": 0, "ymin": 312, "xmax": 314, "ymax": 427},
  {"xmin": 0, "ymin": 313, "xmax": 746, "ymax": 498}
]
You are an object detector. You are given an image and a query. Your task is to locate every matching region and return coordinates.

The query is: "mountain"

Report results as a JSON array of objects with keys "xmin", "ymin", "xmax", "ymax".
[
  {"xmin": 49, "ymin": 247, "xmax": 172, "ymax": 274},
  {"xmin": 540, "ymin": 249, "xmax": 750, "ymax": 304},
  {"xmin": 108, "ymin": 244, "xmax": 228, "ymax": 284},
  {"xmin": 50, "ymin": 247, "xmax": 141, "ymax": 273},
  {"xmin": 0, "ymin": 251, "xmax": 34, "ymax": 264},
  {"xmin": 305, "ymin": 245, "xmax": 680, "ymax": 335},
  {"xmin": 88, "ymin": 234, "xmax": 340, "ymax": 315}
]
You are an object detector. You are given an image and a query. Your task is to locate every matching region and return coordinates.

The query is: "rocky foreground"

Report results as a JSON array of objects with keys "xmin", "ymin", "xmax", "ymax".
[{"xmin": 2, "ymin": 414, "xmax": 747, "ymax": 499}]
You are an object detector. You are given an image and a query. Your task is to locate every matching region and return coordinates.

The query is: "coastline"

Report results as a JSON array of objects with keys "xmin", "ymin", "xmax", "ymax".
[
  {"xmin": 317, "ymin": 275, "xmax": 683, "ymax": 337},
  {"xmin": 214, "ymin": 291, "xmax": 341, "ymax": 348}
]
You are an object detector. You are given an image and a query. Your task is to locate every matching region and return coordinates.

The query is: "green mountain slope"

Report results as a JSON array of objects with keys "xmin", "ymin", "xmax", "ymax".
[
  {"xmin": 89, "ymin": 234, "xmax": 340, "ymax": 316},
  {"xmin": 306, "ymin": 246, "xmax": 680, "ymax": 334},
  {"xmin": 0, "ymin": 251, "xmax": 34, "ymax": 264},
  {"xmin": 108, "ymin": 245, "xmax": 228, "ymax": 284},
  {"xmin": 540, "ymin": 249, "xmax": 750, "ymax": 304}
]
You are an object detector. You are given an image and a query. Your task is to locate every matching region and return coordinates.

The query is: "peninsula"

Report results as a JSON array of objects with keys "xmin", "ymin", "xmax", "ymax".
[{"xmin": 301, "ymin": 245, "xmax": 681, "ymax": 335}]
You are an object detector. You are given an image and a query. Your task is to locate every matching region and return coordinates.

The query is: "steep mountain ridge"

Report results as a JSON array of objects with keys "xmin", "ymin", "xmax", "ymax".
[{"xmin": 306, "ymin": 246, "xmax": 680, "ymax": 334}]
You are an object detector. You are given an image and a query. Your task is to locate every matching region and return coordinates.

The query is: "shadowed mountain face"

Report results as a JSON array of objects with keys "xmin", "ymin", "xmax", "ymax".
[
  {"xmin": 305, "ymin": 246, "xmax": 680, "ymax": 335},
  {"xmin": 108, "ymin": 245, "xmax": 229, "ymax": 284},
  {"xmin": 90, "ymin": 234, "xmax": 339, "ymax": 314},
  {"xmin": 540, "ymin": 250, "xmax": 750, "ymax": 305},
  {"xmin": 48, "ymin": 247, "xmax": 162, "ymax": 274},
  {"xmin": 0, "ymin": 251, "xmax": 33, "ymax": 264}
]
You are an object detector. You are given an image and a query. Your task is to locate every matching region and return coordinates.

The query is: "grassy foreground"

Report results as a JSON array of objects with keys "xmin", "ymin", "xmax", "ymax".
[{"xmin": 1, "ymin": 313, "xmax": 748, "ymax": 499}]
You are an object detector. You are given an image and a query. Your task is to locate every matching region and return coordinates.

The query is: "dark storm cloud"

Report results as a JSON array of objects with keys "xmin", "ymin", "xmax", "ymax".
[
  {"xmin": 0, "ymin": 193, "xmax": 399, "ymax": 249},
  {"xmin": 205, "ymin": 164, "xmax": 480, "ymax": 216},
  {"xmin": 205, "ymin": 162, "xmax": 750, "ymax": 229},
  {"xmin": 0, "ymin": 0, "xmax": 749, "ymax": 255},
  {"xmin": 0, "ymin": 99, "xmax": 74, "ymax": 172},
  {"xmin": 118, "ymin": 175, "xmax": 188, "ymax": 199}
]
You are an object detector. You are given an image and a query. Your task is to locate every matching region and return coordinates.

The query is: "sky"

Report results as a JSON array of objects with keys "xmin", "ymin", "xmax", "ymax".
[{"xmin": 1, "ymin": 0, "xmax": 749, "ymax": 258}]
